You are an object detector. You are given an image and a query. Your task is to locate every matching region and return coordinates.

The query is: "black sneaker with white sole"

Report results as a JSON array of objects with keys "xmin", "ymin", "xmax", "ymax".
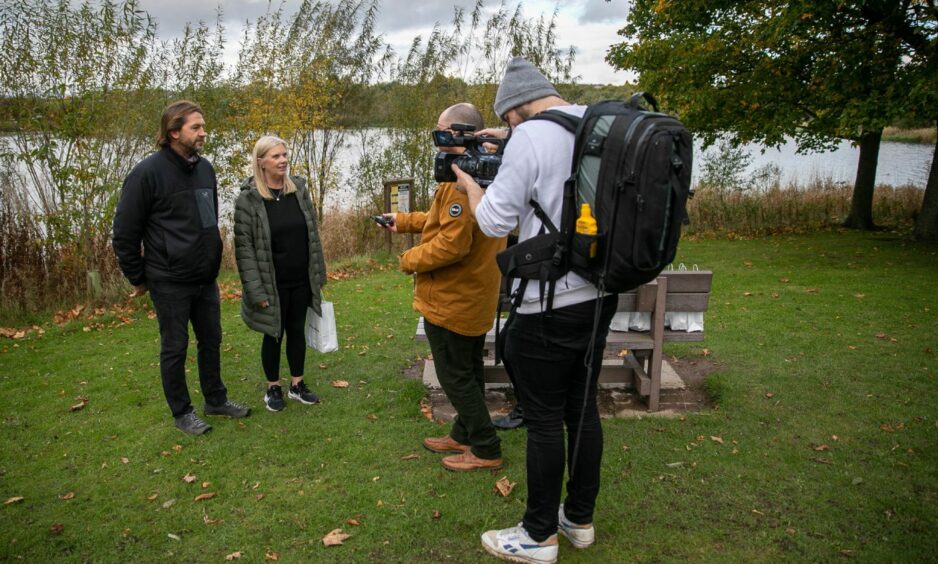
[
  {"xmin": 264, "ymin": 385, "xmax": 285, "ymax": 412},
  {"xmin": 288, "ymin": 380, "xmax": 320, "ymax": 405}
]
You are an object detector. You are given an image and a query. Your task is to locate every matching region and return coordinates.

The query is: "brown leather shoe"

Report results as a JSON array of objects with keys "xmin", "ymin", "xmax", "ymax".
[
  {"xmin": 441, "ymin": 451, "xmax": 503, "ymax": 472},
  {"xmin": 423, "ymin": 435, "xmax": 470, "ymax": 454}
]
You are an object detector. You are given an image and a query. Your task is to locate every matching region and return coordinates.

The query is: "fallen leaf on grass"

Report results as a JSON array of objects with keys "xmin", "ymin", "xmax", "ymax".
[
  {"xmin": 419, "ymin": 400, "xmax": 433, "ymax": 421},
  {"xmin": 4, "ymin": 496, "xmax": 24, "ymax": 505},
  {"xmin": 69, "ymin": 398, "xmax": 89, "ymax": 412},
  {"xmin": 346, "ymin": 519, "xmax": 360, "ymax": 526},
  {"xmin": 319, "ymin": 363, "xmax": 328, "ymax": 369},
  {"xmin": 182, "ymin": 473, "xmax": 197, "ymax": 483},
  {"xmin": 167, "ymin": 533, "xmax": 181, "ymax": 541},
  {"xmin": 813, "ymin": 445, "xmax": 830, "ymax": 452},
  {"xmin": 265, "ymin": 551, "xmax": 279, "ymax": 561},
  {"xmin": 367, "ymin": 414, "xmax": 378, "ymax": 421},
  {"xmin": 225, "ymin": 551, "xmax": 242, "ymax": 560},
  {"xmin": 494, "ymin": 476, "xmax": 516, "ymax": 497},
  {"xmin": 201, "ymin": 482, "xmax": 210, "ymax": 489},
  {"xmin": 805, "ymin": 288, "xmax": 819, "ymax": 294},
  {"xmin": 194, "ymin": 493, "xmax": 216, "ymax": 502},
  {"xmin": 59, "ymin": 492, "xmax": 75, "ymax": 500},
  {"xmin": 710, "ymin": 436, "xmax": 724, "ymax": 444},
  {"xmin": 147, "ymin": 494, "xmax": 158, "ymax": 501},
  {"xmin": 432, "ymin": 510, "xmax": 441, "ymax": 520},
  {"xmin": 785, "ymin": 527, "xmax": 796, "ymax": 535},
  {"xmin": 330, "ymin": 380, "xmax": 349, "ymax": 388},
  {"xmin": 50, "ymin": 523, "xmax": 64, "ymax": 535},
  {"xmin": 779, "ymin": 277, "xmax": 790, "ymax": 283},
  {"xmin": 765, "ymin": 392, "xmax": 775, "ymax": 399},
  {"xmin": 121, "ymin": 457, "xmax": 129, "ymax": 465},
  {"xmin": 203, "ymin": 513, "xmax": 224, "ymax": 525},
  {"xmin": 172, "ymin": 444, "xmax": 183, "ymax": 452},
  {"xmin": 880, "ymin": 423, "xmax": 895, "ymax": 433},
  {"xmin": 400, "ymin": 454, "xmax": 419, "ymax": 461},
  {"xmin": 322, "ymin": 528, "xmax": 350, "ymax": 546},
  {"xmin": 812, "ymin": 457, "xmax": 833, "ymax": 465},
  {"xmin": 255, "ymin": 494, "xmax": 265, "ymax": 501},
  {"xmin": 162, "ymin": 499, "xmax": 176, "ymax": 509},
  {"xmin": 854, "ymin": 293, "xmax": 865, "ymax": 299}
]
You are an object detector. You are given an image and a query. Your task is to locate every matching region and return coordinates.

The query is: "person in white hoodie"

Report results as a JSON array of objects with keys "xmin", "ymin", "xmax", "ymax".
[{"xmin": 453, "ymin": 57, "xmax": 617, "ymax": 563}]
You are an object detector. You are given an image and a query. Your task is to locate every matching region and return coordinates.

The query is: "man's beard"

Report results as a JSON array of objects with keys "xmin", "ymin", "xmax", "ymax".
[{"xmin": 179, "ymin": 138, "xmax": 203, "ymax": 157}]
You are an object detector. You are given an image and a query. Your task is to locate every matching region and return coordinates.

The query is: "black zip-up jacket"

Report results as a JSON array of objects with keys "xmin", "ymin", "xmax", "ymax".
[{"xmin": 112, "ymin": 146, "xmax": 223, "ymax": 286}]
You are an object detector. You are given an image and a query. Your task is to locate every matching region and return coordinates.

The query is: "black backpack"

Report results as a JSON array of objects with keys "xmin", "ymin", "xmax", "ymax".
[{"xmin": 495, "ymin": 92, "xmax": 693, "ymax": 310}]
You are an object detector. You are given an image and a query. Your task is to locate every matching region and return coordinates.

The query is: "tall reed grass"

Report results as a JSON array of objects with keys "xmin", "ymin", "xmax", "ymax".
[{"xmin": 686, "ymin": 180, "xmax": 923, "ymax": 238}]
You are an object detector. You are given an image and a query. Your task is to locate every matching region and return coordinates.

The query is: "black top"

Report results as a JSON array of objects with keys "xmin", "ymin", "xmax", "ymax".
[
  {"xmin": 264, "ymin": 189, "xmax": 310, "ymax": 288},
  {"xmin": 112, "ymin": 146, "xmax": 222, "ymax": 285}
]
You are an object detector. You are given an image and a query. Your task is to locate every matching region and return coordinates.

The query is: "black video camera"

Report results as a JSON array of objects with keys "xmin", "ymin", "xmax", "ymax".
[{"xmin": 432, "ymin": 124, "xmax": 505, "ymax": 187}]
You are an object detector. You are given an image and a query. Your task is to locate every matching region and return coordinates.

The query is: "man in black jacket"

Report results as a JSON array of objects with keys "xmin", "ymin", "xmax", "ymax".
[{"xmin": 113, "ymin": 100, "xmax": 250, "ymax": 435}]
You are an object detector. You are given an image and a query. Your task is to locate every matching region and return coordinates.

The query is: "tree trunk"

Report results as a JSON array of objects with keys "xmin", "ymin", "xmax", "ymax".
[
  {"xmin": 913, "ymin": 122, "xmax": 938, "ymax": 243},
  {"xmin": 843, "ymin": 129, "xmax": 882, "ymax": 230}
]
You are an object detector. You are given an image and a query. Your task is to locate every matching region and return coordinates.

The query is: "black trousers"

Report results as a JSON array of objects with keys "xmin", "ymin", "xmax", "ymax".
[
  {"xmin": 424, "ymin": 320, "xmax": 501, "ymax": 459},
  {"xmin": 261, "ymin": 282, "xmax": 311, "ymax": 382},
  {"xmin": 148, "ymin": 281, "xmax": 227, "ymax": 418},
  {"xmin": 504, "ymin": 295, "xmax": 618, "ymax": 542}
]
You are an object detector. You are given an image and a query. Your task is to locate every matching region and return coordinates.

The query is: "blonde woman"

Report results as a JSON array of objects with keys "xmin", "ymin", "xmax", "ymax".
[{"xmin": 234, "ymin": 136, "xmax": 327, "ymax": 411}]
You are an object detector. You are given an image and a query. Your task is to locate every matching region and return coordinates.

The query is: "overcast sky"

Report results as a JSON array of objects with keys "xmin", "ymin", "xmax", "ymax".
[{"xmin": 134, "ymin": 0, "xmax": 634, "ymax": 84}]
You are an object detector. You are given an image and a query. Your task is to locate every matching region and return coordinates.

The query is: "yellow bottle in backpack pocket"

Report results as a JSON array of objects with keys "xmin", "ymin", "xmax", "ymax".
[{"xmin": 576, "ymin": 203, "xmax": 598, "ymax": 258}]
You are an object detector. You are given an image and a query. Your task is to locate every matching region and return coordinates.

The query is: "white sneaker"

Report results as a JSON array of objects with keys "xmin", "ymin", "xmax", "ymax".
[
  {"xmin": 481, "ymin": 524, "xmax": 558, "ymax": 563},
  {"xmin": 558, "ymin": 505, "xmax": 595, "ymax": 549}
]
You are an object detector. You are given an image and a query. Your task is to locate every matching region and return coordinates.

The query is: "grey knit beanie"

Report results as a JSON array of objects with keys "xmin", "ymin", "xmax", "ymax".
[{"xmin": 493, "ymin": 57, "xmax": 560, "ymax": 118}]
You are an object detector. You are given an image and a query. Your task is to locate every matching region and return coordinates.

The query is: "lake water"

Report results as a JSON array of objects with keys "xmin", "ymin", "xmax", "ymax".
[
  {"xmin": 708, "ymin": 137, "xmax": 934, "ymax": 188},
  {"xmin": 3, "ymin": 131, "xmax": 933, "ymax": 216}
]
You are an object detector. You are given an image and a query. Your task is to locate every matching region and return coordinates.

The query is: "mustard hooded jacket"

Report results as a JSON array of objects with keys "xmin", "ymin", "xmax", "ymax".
[{"xmin": 395, "ymin": 182, "xmax": 506, "ymax": 337}]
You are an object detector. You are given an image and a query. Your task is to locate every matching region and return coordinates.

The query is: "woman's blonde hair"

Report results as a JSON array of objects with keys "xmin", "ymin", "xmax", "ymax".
[{"xmin": 252, "ymin": 135, "xmax": 298, "ymax": 200}]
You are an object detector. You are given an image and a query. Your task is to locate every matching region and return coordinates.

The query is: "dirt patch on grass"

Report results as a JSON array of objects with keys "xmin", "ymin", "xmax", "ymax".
[{"xmin": 417, "ymin": 355, "xmax": 721, "ymax": 421}]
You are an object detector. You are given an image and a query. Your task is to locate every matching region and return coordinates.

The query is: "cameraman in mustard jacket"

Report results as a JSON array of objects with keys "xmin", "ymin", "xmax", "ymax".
[{"xmin": 376, "ymin": 103, "xmax": 506, "ymax": 472}]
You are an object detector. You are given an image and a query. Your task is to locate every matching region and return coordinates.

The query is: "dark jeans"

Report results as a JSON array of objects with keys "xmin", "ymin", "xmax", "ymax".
[
  {"xmin": 424, "ymin": 320, "xmax": 501, "ymax": 459},
  {"xmin": 148, "ymin": 281, "xmax": 227, "ymax": 418},
  {"xmin": 261, "ymin": 282, "xmax": 311, "ymax": 382},
  {"xmin": 504, "ymin": 295, "xmax": 618, "ymax": 542}
]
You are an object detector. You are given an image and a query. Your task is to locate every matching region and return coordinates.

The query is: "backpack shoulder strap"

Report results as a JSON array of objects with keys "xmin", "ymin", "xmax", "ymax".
[{"xmin": 530, "ymin": 109, "xmax": 580, "ymax": 134}]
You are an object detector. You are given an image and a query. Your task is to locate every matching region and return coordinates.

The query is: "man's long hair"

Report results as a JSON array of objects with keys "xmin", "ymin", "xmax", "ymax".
[{"xmin": 157, "ymin": 100, "xmax": 203, "ymax": 147}]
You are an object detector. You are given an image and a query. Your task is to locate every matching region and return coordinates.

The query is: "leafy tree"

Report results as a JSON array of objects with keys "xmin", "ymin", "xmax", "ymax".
[
  {"xmin": 230, "ymin": 0, "xmax": 389, "ymax": 218},
  {"xmin": 608, "ymin": 0, "xmax": 937, "ymax": 232},
  {"xmin": 0, "ymin": 0, "xmax": 163, "ymax": 276}
]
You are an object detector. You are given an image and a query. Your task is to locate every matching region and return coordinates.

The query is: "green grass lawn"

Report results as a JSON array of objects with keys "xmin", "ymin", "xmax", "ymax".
[{"xmin": 1, "ymin": 232, "xmax": 936, "ymax": 562}]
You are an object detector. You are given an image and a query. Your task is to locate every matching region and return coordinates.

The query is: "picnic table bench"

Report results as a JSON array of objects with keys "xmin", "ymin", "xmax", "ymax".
[{"xmin": 416, "ymin": 270, "xmax": 713, "ymax": 411}]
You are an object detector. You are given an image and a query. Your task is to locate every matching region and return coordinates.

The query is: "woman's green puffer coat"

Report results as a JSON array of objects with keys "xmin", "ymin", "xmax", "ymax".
[{"xmin": 234, "ymin": 176, "xmax": 327, "ymax": 338}]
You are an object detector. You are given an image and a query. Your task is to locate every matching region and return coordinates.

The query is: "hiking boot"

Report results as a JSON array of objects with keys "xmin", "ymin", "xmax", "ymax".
[
  {"xmin": 288, "ymin": 380, "xmax": 320, "ymax": 405},
  {"xmin": 480, "ymin": 524, "xmax": 558, "ymax": 563},
  {"xmin": 422, "ymin": 435, "xmax": 470, "ymax": 454},
  {"xmin": 441, "ymin": 451, "xmax": 503, "ymax": 472},
  {"xmin": 493, "ymin": 405, "xmax": 526, "ymax": 430},
  {"xmin": 558, "ymin": 504, "xmax": 595, "ymax": 549},
  {"xmin": 174, "ymin": 411, "xmax": 212, "ymax": 435},
  {"xmin": 203, "ymin": 400, "xmax": 251, "ymax": 418},
  {"xmin": 264, "ymin": 385, "xmax": 285, "ymax": 412}
]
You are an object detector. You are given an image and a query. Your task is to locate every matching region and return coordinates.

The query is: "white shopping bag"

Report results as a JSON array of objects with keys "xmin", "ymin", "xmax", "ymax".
[
  {"xmin": 628, "ymin": 311, "xmax": 651, "ymax": 331},
  {"xmin": 609, "ymin": 312, "xmax": 631, "ymax": 332},
  {"xmin": 686, "ymin": 312, "xmax": 704, "ymax": 332},
  {"xmin": 666, "ymin": 311, "xmax": 689, "ymax": 331},
  {"xmin": 306, "ymin": 301, "xmax": 338, "ymax": 353}
]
